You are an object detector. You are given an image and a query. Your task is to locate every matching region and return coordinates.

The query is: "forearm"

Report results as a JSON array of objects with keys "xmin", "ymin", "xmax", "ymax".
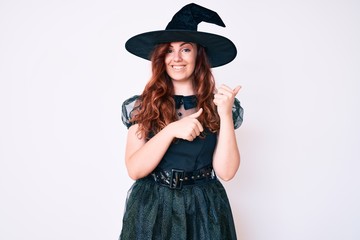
[
  {"xmin": 125, "ymin": 109, "xmax": 204, "ymax": 180},
  {"xmin": 212, "ymin": 115, "xmax": 240, "ymax": 181},
  {"xmin": 125, "ymin": 125, "xmax": 175, "ymax": 180}
]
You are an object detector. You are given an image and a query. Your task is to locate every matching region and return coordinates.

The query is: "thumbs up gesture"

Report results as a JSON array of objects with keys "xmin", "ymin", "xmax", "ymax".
[
  {"xmin": 167, "ymin": 108, "xmax": 204, "ymax": 141},
  {"xmin": 214, "ymin": 85, "xmax": 241, "ymax": 118}
]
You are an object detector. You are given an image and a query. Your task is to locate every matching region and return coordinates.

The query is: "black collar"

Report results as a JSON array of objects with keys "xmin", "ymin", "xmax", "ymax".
[{"xmin": 173, "ymin": 95, "xmax": 197, "ymax": 110}]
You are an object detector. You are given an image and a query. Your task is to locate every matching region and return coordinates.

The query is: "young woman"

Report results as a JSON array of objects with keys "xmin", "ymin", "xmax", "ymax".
[{"xmin": 120, "ymin": 3, "xmax": 244, "ymax": 240}]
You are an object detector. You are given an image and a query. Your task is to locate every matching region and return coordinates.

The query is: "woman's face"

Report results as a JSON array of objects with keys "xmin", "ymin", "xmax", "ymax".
[{"xmin": 165, "ymin": 42, "xmax": 197, "ymax": 83}]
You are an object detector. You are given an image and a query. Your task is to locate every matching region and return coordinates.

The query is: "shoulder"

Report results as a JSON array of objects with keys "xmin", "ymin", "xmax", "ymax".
[
  {"xmin": 121, "ymin": 95, "xmax": 141, "ymax": 129},
  {"xmin": 122, "ymin": 95, "xmax": 141, "ymax": 106}
]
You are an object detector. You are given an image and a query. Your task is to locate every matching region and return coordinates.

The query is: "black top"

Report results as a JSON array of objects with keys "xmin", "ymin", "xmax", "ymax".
[{"xmin": 121, "ymin": 95, "xmax": 244, "ymax": 171}]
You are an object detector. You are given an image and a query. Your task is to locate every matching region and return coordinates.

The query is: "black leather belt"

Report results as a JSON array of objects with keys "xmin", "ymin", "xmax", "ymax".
[{"xmin": 148, "ymin": 165, "xmax": 216, "ymax": 189}]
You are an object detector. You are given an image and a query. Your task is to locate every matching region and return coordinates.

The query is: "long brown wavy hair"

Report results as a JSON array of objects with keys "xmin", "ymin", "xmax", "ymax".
[{"xmin": 131, "ymin": 42, "xmax": 220, "ymax": 139}]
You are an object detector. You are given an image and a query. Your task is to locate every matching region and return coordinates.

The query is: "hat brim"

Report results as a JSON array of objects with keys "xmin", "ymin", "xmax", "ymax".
[{"xmin": 125, "ymin": 30, "xmax": 237, "ymax": 68}]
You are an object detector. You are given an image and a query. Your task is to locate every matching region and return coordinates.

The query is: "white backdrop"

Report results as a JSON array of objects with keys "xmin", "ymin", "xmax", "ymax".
[{"xmin": 1, "ymin": 0, "xmax": 359, "ymax": 239}]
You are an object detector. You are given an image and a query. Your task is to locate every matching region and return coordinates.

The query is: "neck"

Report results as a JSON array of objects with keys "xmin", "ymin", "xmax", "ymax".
[{"xmin": 172, "ymin": 80, "xmax": 195, "ymax": 96}]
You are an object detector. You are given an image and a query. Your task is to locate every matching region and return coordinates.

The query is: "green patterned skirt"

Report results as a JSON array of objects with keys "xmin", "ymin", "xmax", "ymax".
[{"xmin": 119, "ymin": 177, "xmax": 237, "ymax": 240}]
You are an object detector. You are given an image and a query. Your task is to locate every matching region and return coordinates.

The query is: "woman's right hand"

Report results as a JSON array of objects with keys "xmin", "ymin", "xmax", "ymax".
[
  {"xmin": 167, "ymin": 108, "xmax": 204, "ymax": 141},
  {"xmin": 125, "ymin": 108, "xmax": 203, "ymax": 180}
]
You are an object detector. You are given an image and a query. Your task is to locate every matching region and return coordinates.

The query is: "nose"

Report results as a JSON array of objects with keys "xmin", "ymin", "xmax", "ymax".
[{"xmin": 173, "ymin": 51, "xmax": 182, "ymax": 62}]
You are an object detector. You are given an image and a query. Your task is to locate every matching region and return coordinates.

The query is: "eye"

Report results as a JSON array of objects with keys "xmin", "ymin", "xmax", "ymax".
[
  {"xmin": 166, "ymin": 49, "xmax": 173, "ymax": 54},
  {"xmin": 182, "ymin": 48, "xmax": 191, "ymax": 53}
]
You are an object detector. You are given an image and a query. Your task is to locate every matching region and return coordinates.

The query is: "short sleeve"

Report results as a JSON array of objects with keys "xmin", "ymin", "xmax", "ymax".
[
  {"xmin": 232, "ymin": 98, "xmax": 244, "ymax": 129},
  {"xmin": 121, "ymin": 95, "xmax": 141, "ymax": 129}
]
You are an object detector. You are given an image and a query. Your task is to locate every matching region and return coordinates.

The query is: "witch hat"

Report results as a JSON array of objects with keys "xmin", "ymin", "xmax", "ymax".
[{"xmin": 125, "ymin": 3, "xmax": 237, "ymax": 68}]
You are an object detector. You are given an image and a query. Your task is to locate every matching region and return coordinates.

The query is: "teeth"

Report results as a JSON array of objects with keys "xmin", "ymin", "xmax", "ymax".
[{"xmin": 172, "ymin": 66, "xmax": 185, "ymax": 70}]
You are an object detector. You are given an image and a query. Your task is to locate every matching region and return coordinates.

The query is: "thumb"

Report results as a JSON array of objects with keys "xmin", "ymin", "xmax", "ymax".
[
  {"xmin": 233, "ymin": 85, "xmax": 242, "ymax": 96},
  {"xmin": 189, "ymin": 108, "xmax": 203, "ymax": 119}
]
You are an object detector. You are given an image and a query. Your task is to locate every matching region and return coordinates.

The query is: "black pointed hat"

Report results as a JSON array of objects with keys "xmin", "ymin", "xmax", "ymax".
[{"xmin": 125, "ymin": 3, "xmax": 237, "ymax": 68}]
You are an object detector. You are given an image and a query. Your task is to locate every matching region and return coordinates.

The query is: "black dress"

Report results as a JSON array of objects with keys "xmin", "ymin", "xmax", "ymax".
[{"xmin": 120, "ymin": 95, "xmax": 244, "ymax": 240}]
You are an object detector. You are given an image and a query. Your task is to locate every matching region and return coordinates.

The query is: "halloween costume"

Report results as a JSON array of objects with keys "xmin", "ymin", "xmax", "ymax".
[{"xmin": 120, "ymin": 3, "xmax": 243, "ymax": 240}]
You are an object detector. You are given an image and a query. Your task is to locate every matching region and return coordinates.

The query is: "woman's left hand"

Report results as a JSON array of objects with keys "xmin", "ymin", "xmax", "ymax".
[{"xmin": 213, "ymin": 84, "xmax": 241, "ymax": 118}]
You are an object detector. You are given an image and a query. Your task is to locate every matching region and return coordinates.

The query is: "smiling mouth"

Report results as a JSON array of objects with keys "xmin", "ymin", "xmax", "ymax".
[{"xmin": 172, "ymin": 65, "xmax": 185, "ymax": 70}]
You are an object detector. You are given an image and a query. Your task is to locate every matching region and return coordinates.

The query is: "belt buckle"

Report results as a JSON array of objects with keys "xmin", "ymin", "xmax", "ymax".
[{"xmin": 170, "ymin": 169, "xmax": 184, "ymax": 189}]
